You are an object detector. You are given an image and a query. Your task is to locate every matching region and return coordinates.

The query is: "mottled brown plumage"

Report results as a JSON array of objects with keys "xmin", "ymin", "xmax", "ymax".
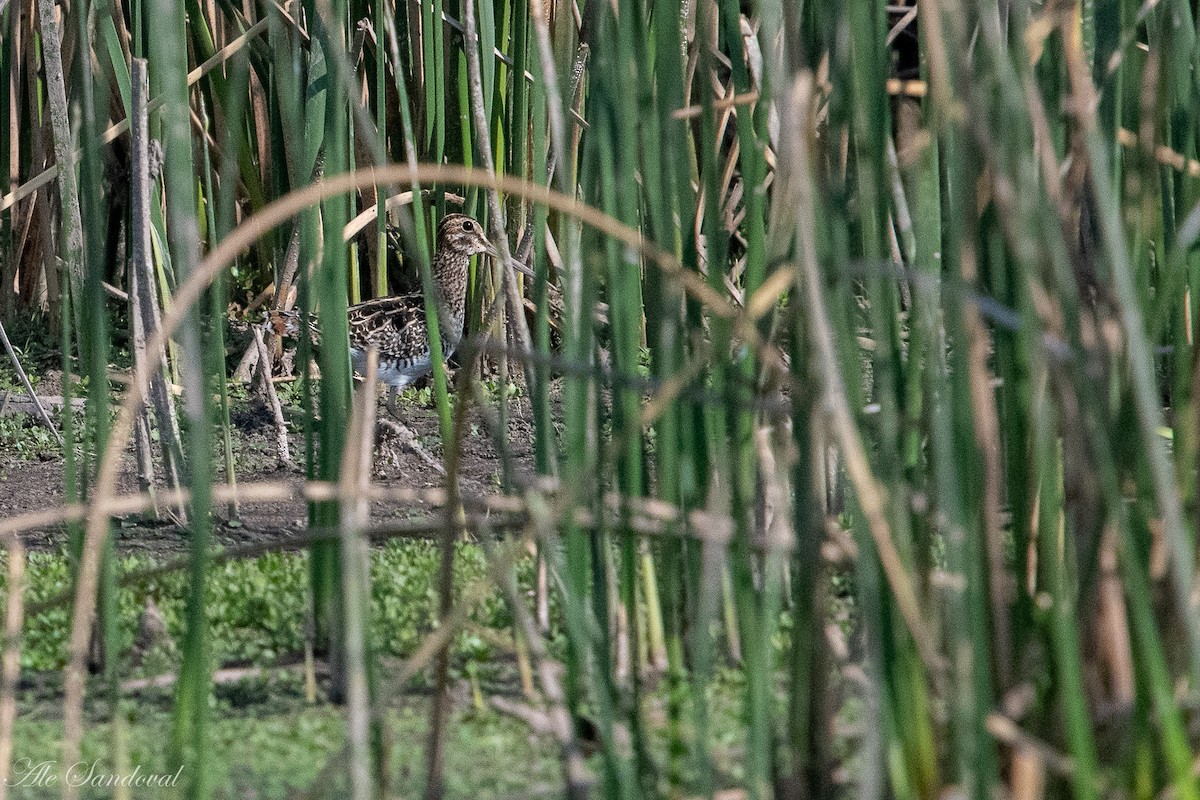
[{"xmin": 267, "ymin": 213, "xmax": 494, "ymax": 401}]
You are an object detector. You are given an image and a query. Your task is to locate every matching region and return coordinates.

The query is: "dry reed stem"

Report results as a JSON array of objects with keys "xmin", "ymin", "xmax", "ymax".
[
  {"xmin": 293, "ymin": 549, "xmax": 524, "ymax": 800},
  {"xmin": 958, "ymin": 230, "xmax": 1012, "ymax": 687},
  {"xmin": 63, "ymin": 163, "xmax": 783, "ymax": 771},
  {"xmin": 0, "ymin": 538, "xmax": 26, "ymax": 800},
  {"xmin": 1097, "ymin": 530, "xmax": 1136, "ymax": 705},
  {"xmin": 0, "ymin": 479, "xmax": 733, "ymax": 547},
  {"xmin": 34, "ymin": 0, "xmax": 84, "ymax": 316},
  {"xmin": 121, "ymin": 662, "xmax": 320, "ymax": 694},
  {"xmin": 985, "ymin": 714, "xmax": 1076, "ymax": 778},
  {"xmin": 342, "ymin": 190, "xmax": 464, "ymax": 241},
  {"xmin": 1064, "ymin": 10, "xmax": 1200, "ymax": 685},
  {"xmin": 424, "ymin": 479, "xmax": 456, "ymax": 796},
  {"xmin": 489, "ymin": 517, "xmax": 591, "ymax": 800},
  {"xmin": 43, "ymin": 0, "xmax": 92, "ymax": 776},
  {"xmin": 422, "ymin": 383, "xmax": 470, "ymax": 797},
  {"xmin": 129, "ymin": 58, "xmax": 160, "ymax": 501},
  {"xmin": 0, "ymin": 17, "xmax": 272, "ymax": 214},
  {"xmin": 461, "ymin": 0, "xmax": 533, "ymax": 359},
  {"xmin": 130, "ymin": 58, "xmax": 186, "ymax": 500},
  {"xmin": 339, "ymin": 350, "xmax": 377, "ymax": 800},
  {"xmin": 525, "ymin": 0, "xmax": 570, "ymax": 194},
  {"xmin": 250, "ymin": 326, "xmax": 291, "ymax": 464},
  {"xmin": 784, "ymin": 73, "xmax": 945, "ymax": 680}
]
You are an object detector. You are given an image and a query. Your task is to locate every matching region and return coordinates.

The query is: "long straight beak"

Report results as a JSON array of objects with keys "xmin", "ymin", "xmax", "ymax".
[
  {"xmin": 484, "ymin": 240, "xmax": 536, "ymax": 278},
  {"xmin": 510, "ymin": 259, "xmax": 536, "ymax": 278}
]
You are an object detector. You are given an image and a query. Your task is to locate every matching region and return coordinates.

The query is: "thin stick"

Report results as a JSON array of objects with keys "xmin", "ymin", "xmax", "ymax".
[
  {"xmin": 251, "ymin": 326, "xmax": 292, "ymax": 464},
  {"xmin": 127, "ymin": 61, "xmax": 158, "ymax": 503},
  {"xmin": 0, "ymin": 320, "xmax": 61, "ymax": 445}
]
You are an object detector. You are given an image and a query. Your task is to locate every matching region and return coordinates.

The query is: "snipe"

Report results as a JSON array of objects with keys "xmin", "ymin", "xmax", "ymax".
[{"xmin": 268, "ymin": 213, "xmax": 496, "ymax": 415}]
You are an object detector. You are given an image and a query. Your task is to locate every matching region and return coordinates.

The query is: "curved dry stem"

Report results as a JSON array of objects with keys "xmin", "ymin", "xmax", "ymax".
[
  {"xmin": 64, "ymin": 162, "xmax": 784, "ymax": 763},
  {"xmin": 10, "ymin": 480, "xmax": 735, "ymax": 632},
  {"xmin": 3, "ymin": 476, "xmax": 737, "ymax": 547},
  {"xmin": 0, "ymin": 480, "xmax": 498, "ymax": 540},
  {"xmin": 342, "ymin": 190, "xmax": 465, "ymax": 241}
]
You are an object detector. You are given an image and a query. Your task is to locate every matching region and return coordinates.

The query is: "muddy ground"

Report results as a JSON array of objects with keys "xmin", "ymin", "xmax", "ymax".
[{"xmin": 1, "ymin": 388, "xmax": 541, "ymax": 557}]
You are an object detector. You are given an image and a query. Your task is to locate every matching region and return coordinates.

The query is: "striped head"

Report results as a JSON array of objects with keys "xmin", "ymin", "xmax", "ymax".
[
  {"xmin": 384, "ymin": 214, "xmax": 495, "ymax": 264},
  {"xmin": 436, "ymin": 213, "xmax": 494, "ymax": 258}
]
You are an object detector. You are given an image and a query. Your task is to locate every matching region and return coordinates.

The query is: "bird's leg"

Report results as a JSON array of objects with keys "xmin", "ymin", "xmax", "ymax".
[
  {"xmin": 386, "ymin": 385, "xmax": 403, "ymax": 421},
  {"xmin": 376, "ymin": 383, "xmax": 445, "ymax": 475}
]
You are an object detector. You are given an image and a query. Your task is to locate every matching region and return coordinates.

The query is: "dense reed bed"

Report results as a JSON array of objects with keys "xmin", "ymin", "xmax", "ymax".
[{"xmin": 3, "ymin": 0, "xmax": 1200, "ymax": 797}]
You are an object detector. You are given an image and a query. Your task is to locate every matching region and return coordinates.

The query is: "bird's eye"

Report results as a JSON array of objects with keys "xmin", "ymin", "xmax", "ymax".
[{"xmin": 462, "ymin": 220, "xmax": 475, "ymax": 231}]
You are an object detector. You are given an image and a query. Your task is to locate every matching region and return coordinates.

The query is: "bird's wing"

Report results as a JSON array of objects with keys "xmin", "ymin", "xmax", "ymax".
[{"xmin": 347, "ymin": 294, "xmax": 429, "ymax": 355}]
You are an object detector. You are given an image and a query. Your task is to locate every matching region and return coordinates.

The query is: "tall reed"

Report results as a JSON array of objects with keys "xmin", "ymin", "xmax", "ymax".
[{"xmin": 6, "ymin": 0, "xmax": 1200, "ymax": 798}]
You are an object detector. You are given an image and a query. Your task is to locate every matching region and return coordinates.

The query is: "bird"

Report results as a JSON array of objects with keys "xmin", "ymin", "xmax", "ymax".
[{"xmin": 267, "ymin": 213, "xmax": 500, "ymax": 418}]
